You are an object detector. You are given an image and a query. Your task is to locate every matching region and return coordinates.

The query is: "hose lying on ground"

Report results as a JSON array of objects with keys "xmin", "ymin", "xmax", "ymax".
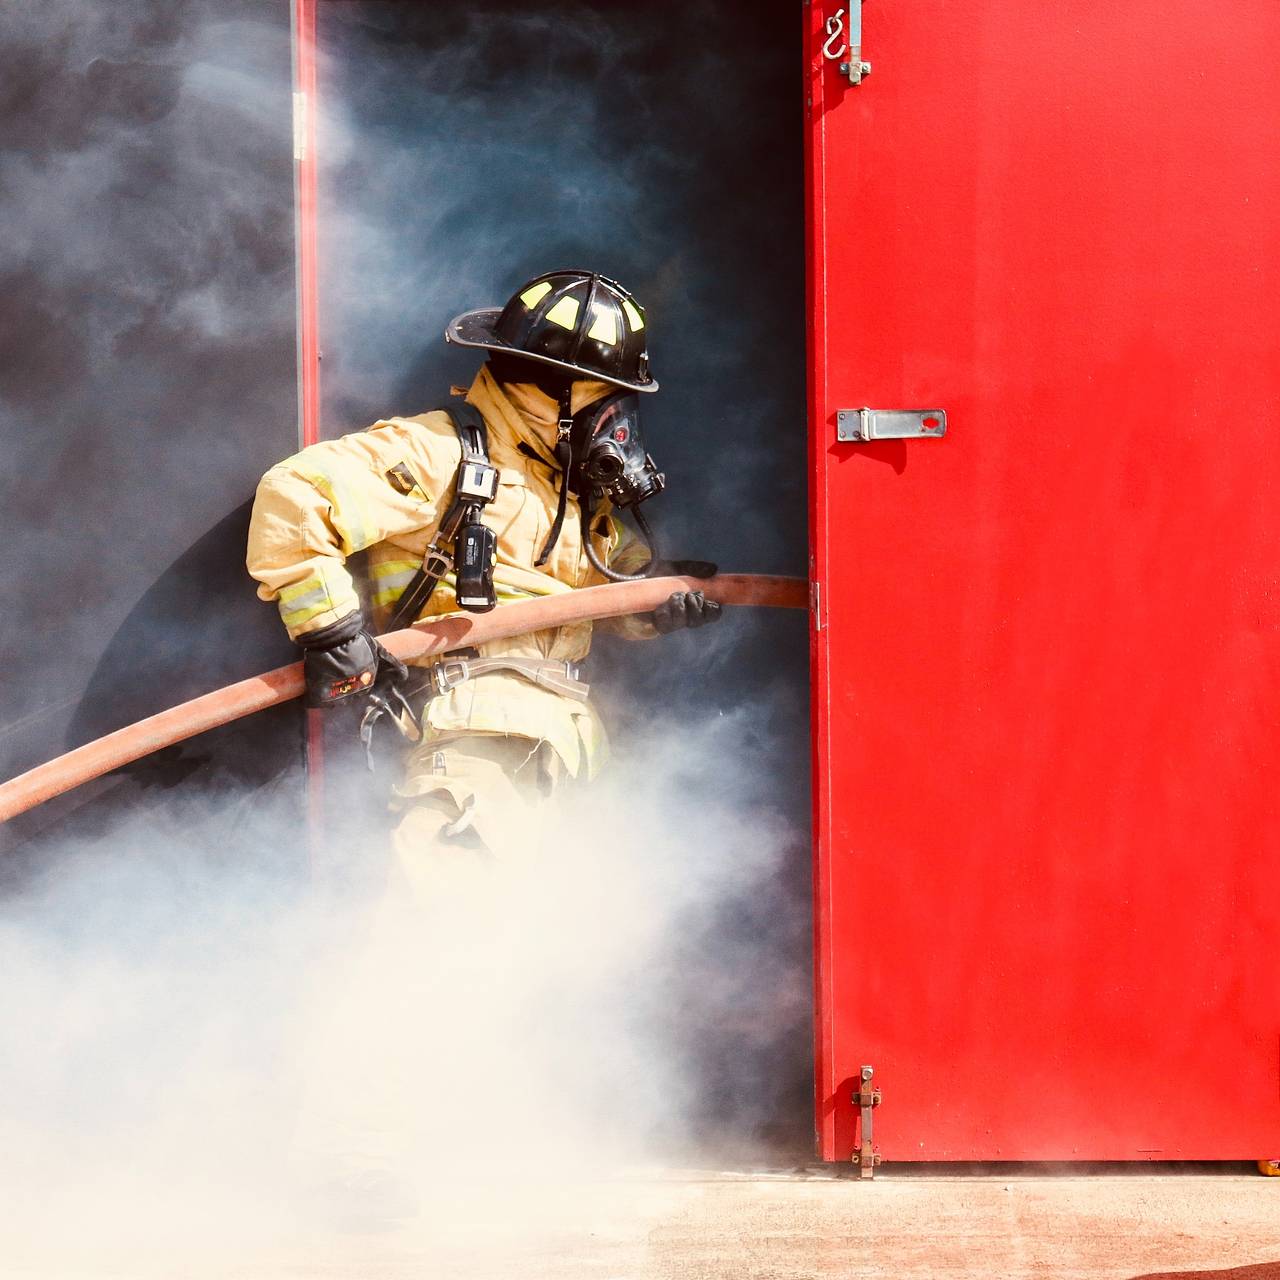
[{"xmin": 0, "ymin": 574, "xmax": 806, "ymax": 824}]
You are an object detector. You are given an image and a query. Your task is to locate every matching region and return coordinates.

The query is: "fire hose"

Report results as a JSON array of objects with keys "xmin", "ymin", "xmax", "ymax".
[{"xmin": 0, "ymin": 574, "xmax": 806, "ymax": 825}]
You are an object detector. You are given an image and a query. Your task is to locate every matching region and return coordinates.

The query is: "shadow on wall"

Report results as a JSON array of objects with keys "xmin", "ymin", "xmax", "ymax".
[{"xmin": 69, "ymin": 503, "xmax": 294, "ymax": 746}]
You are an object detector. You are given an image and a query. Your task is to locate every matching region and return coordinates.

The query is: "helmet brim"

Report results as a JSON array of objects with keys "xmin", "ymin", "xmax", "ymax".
[{"xmin": 445, "ymin": 308, "xmax": 660, "ymax": 393}]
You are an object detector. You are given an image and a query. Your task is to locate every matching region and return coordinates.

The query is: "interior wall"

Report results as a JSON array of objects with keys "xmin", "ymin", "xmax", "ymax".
[
  {"xmin": 314, "ymin": 1, "xmax": 812, "ymax": 1153},
  {"xmin": 0, "ymin": 1, "xmax": 303, "ymax": 861}
]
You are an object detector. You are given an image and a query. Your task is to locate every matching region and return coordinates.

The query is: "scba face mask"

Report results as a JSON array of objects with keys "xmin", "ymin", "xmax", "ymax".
[
  {"xmin": 578, "ymin": 392, "xmax": 664, "ymax": 507},
  {"xmin": 573, "ymin": 391, "xmax": 665, "ymax": 581}
]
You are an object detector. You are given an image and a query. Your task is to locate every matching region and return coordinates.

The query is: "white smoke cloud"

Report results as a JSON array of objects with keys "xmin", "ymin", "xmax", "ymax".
[{"xmin": 0, "ymin": 700, "xmax": 807, "ymax": 1270}]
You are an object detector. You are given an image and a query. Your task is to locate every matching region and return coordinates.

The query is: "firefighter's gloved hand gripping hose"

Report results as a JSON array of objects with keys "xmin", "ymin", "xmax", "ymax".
[{"xmin": 0, "ymin": 574, "xmax": 805, "ymax": 826}]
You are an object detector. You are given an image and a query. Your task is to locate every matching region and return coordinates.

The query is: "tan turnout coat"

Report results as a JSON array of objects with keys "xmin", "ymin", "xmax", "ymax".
[{"xmin": 246, "ymin": 365, "xmax": 653, "ymax": 778}]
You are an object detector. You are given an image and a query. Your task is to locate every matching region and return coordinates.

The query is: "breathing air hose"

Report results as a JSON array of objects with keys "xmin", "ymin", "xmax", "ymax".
[
  {"xmin": 580, "ymin": 502, "xmax": 660, "ymax": 583},
  {"xmin": 0, "ymin": 573, "xmax": 805, "ymax": 825}
]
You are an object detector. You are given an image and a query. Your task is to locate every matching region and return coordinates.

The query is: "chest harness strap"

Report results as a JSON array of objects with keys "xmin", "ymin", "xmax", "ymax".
[{"xmin": 385, "ymin": 404, "xmax": 499, "ymax": 631}]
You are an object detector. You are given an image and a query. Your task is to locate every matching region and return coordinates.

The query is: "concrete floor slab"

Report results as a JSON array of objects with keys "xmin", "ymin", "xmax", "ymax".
[{"xmin": 9, "ymin": 1169, "xmax": 1278, "ymax": 1279}]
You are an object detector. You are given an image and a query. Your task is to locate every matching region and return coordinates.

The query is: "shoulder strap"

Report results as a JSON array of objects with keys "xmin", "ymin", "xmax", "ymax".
[
  {"xmin": 384, "ymin": 405, "xmax": 496, "ymax": 631},
  {"xmin": 450, "ymin": 402, "xmax": 489, "ymax": 461}
]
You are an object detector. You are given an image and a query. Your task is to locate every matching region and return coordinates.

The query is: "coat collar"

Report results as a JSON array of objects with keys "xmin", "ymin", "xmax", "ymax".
[{"xmin": 465, "ymin": 364, "xmax": 613, "ymax": 457}]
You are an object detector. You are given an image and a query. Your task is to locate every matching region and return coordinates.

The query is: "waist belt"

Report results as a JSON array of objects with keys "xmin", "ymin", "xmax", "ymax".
[{"xmin": 418, "ymin": 650, "xmax": 591, "ymax": 702}]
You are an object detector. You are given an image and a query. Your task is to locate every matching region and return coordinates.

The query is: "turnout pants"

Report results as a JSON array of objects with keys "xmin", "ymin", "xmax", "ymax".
[
  {"xmin": 390, "ymin": 732, "xmax": 566, "ymax": 889},
  {"xmin": 293, "ymin": 733, "xmax": 568, "ymax": 1198}
]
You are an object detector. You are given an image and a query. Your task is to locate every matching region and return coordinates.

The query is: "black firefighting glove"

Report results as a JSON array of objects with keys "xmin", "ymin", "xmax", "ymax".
[
  {"xmin": 650, "ymin": 590, "xmax": 723, "ymax": 634},
  {"xmin": 296, "ymin": 611, "xmax": 409, "ymax": 709},
  {"xmin": 645, "ymin": 560, "xmax": 721, "ymax": 633}
]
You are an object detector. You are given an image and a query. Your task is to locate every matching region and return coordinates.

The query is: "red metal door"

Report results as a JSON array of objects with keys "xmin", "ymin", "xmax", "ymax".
[{"xmin": 807, "ymin": 1, "xmax": 1280, "ymax": 1162}]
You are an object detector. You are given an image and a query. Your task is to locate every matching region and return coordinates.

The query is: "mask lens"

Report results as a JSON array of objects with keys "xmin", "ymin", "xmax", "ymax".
[{"xmin": 578, "ymin": 392, "xmax": 660, "ymax": 503}]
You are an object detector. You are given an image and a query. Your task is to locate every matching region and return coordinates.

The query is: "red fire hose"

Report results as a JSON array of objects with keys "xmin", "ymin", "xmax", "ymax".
[{"xmin": 0, "ymin": 574, "xmax": 806, "ymax": 824}]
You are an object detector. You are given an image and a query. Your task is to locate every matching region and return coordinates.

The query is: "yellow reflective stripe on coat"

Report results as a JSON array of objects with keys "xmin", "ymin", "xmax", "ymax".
[
  {"xmin": 278, "ymin": 569, "xmax": 358, "ymax": 628},
  {"xmin": 290, "ymin": 459, "xmax": 379, "ymax": 553},
  {"xmin": 371, "ymin": 563, "xmax": 543, "ymax": 619},
  {"xmin": 435, "ymin": 572, "xmax": 539, "ymax": 607},
  {"xmin": 609, "ymin": 514, "xmax": 654, "ymax": 576},
  {"xmin": 369, "ymin": 558, "xmax": 421, "ymax": 609}
]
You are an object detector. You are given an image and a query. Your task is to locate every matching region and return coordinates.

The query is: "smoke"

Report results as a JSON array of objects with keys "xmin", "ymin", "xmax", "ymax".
[
  {"xmin": 311, "ymin": 0, "xmax": 807, "ymax": 584},
  {"xmin": 0, "ymin": 0, "xmax": 298, "ymax": 787},
  {"xmin": 0, "ymin": 701, "xmax": 809, "ymax": 1269},
  {"xmin": 310, "ymin": 0, "xmax": 813, "ymax": 1159},
  {"xmin": 0, "ymin": 0, "xmax": 812, "ymax": 1268}
]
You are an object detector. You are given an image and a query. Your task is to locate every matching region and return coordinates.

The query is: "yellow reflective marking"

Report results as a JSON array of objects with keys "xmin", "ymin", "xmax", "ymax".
[
  {"xmin": 294, "ymin": 462, "xmax": 377, "ymax": 552},
  {"xmin": 283, "ymin": 598, "xmax": 338, "ymax": 628},
  {"xmin": 370, "ymin": 559, "xmax": 419, "ymax": 608},
  {"xmin": 278, "ymin": 576, "xmax": 326, "ymax": 604},
  {"xmin": 545, "ymin": 296, "xmax": 581, "ymax": 330},
  {"xmin": 281, "ymin": 571, "xmax": 359, "ymax": 628},
  {"xmin": 372, "ymin": 585, "xmax": 411, "ymax": 608},
  {"xmin": 520, "ymin": 281, "xmax": 553, "ymax": 308},
  {"xmin": 622, "ymin": 299, "xmax": 644, "ymax": 332},
  {"xmin": 279, "ymin": 568, "xmax": 343, "ymax": 627},
  {"xmin": 587, "ymin": 309, "xmax": 618, "ymax": 345},
  {"xmin": 370, "ymin": 558, "xmax": 420, "ymax": 580}
]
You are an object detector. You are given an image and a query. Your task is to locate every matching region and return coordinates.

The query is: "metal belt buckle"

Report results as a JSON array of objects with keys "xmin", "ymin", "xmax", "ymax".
[
  {"xmin": 565, "ymin": 662, "xmax": 582, "ymax": 683},
  {"xmin": 432, "ymin": 657, "xmax": 471, "ymax": 697}
]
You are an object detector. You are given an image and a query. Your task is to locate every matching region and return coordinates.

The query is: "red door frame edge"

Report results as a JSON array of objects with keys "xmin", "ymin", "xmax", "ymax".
[
  {"xmin": 802, "ymin": 2, "xmax": 841, "ymax": 1163},
  {"xmin": 290, "ymin": 0, "xmax": 324, "ymax": 855}
]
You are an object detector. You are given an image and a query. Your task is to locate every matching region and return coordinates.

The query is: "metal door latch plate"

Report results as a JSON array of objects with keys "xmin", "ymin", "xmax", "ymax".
[
  {"xmin": 837, "ymin": 408, "xmax": 947, "ymax": 442},
  {"xmin": 855, "ymin": 1064, "xmax": 883, "ymax": 1178}
]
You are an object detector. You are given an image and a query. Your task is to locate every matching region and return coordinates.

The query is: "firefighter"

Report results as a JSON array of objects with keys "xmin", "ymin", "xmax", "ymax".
[{"xmin": 247, "ymin": 269, "xmax": 720, "ymax": 884}]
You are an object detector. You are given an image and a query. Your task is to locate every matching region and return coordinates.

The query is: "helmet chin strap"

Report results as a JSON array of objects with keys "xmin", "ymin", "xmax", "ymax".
[{"xmin": 535, "ymin": 385, "xmax": 576, "ymax": 567}]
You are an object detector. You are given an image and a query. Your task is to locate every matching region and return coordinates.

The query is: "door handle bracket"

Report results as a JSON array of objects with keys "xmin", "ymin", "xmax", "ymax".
[{"xmin": 836, "ymin": 408, "xmax": 947, "ymax": 442}]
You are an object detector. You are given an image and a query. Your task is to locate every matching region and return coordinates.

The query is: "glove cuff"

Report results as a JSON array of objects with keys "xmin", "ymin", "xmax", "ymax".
[{"xmin": 296, "ymin": 610, "xmax": 365, "ymax": 651}]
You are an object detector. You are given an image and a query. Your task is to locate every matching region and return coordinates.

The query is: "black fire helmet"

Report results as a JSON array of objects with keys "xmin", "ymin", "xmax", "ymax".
[{"xmin": 445, "ymin": 269, "xmax": 658, "ymax": 393}]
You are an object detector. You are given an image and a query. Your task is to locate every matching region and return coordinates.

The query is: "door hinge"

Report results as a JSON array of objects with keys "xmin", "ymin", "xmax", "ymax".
[
  {"xmin": 854, "ymin": 1064, "xmax": 882, "ymax": 1178},
  {"xmin": 836, "ymin": 408, "xmax": 947, "ymax": 442},
  {"xmin": 810, "ymin": 579, "xmax": 824, "ymax": 632}
]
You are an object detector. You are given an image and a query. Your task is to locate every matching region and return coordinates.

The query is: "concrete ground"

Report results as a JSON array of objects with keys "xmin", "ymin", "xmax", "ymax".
[{"xmin": 11, "ymin": 1166, "xmax": 1278, "ymax": 1280}]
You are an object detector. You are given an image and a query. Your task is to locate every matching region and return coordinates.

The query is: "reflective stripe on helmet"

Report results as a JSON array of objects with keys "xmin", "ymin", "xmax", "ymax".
[
  {"xmin": 544, "ymin": 296, "xmax": 581, "ymax": 330},
  {"xmin": 519, "ymin": 281, "xmax": 553, "ymax": 308},
  {"xmin": 587, "ymin": 310, "xmax": 618, "ymax": 345},
  {"xmin": 446, "ymin": 269, "xmax": 658, "ymax": 392}
]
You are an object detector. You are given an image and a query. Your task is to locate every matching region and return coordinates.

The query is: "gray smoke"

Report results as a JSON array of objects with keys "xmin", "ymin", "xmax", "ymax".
[
  {"xmin": 0, "ymin": 0, "xmax": 812, "ymax": 1266},
  {"xmin": 308, "ymin": 0, "xmax": 810, "ymax": 1148},
  {"xmin": 0, "ymin": 0, "xmax": 299, "ymax": 794},
  {"xmin": 312, "ymin": 1, "xmax": 807, "ymax": 581}
]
